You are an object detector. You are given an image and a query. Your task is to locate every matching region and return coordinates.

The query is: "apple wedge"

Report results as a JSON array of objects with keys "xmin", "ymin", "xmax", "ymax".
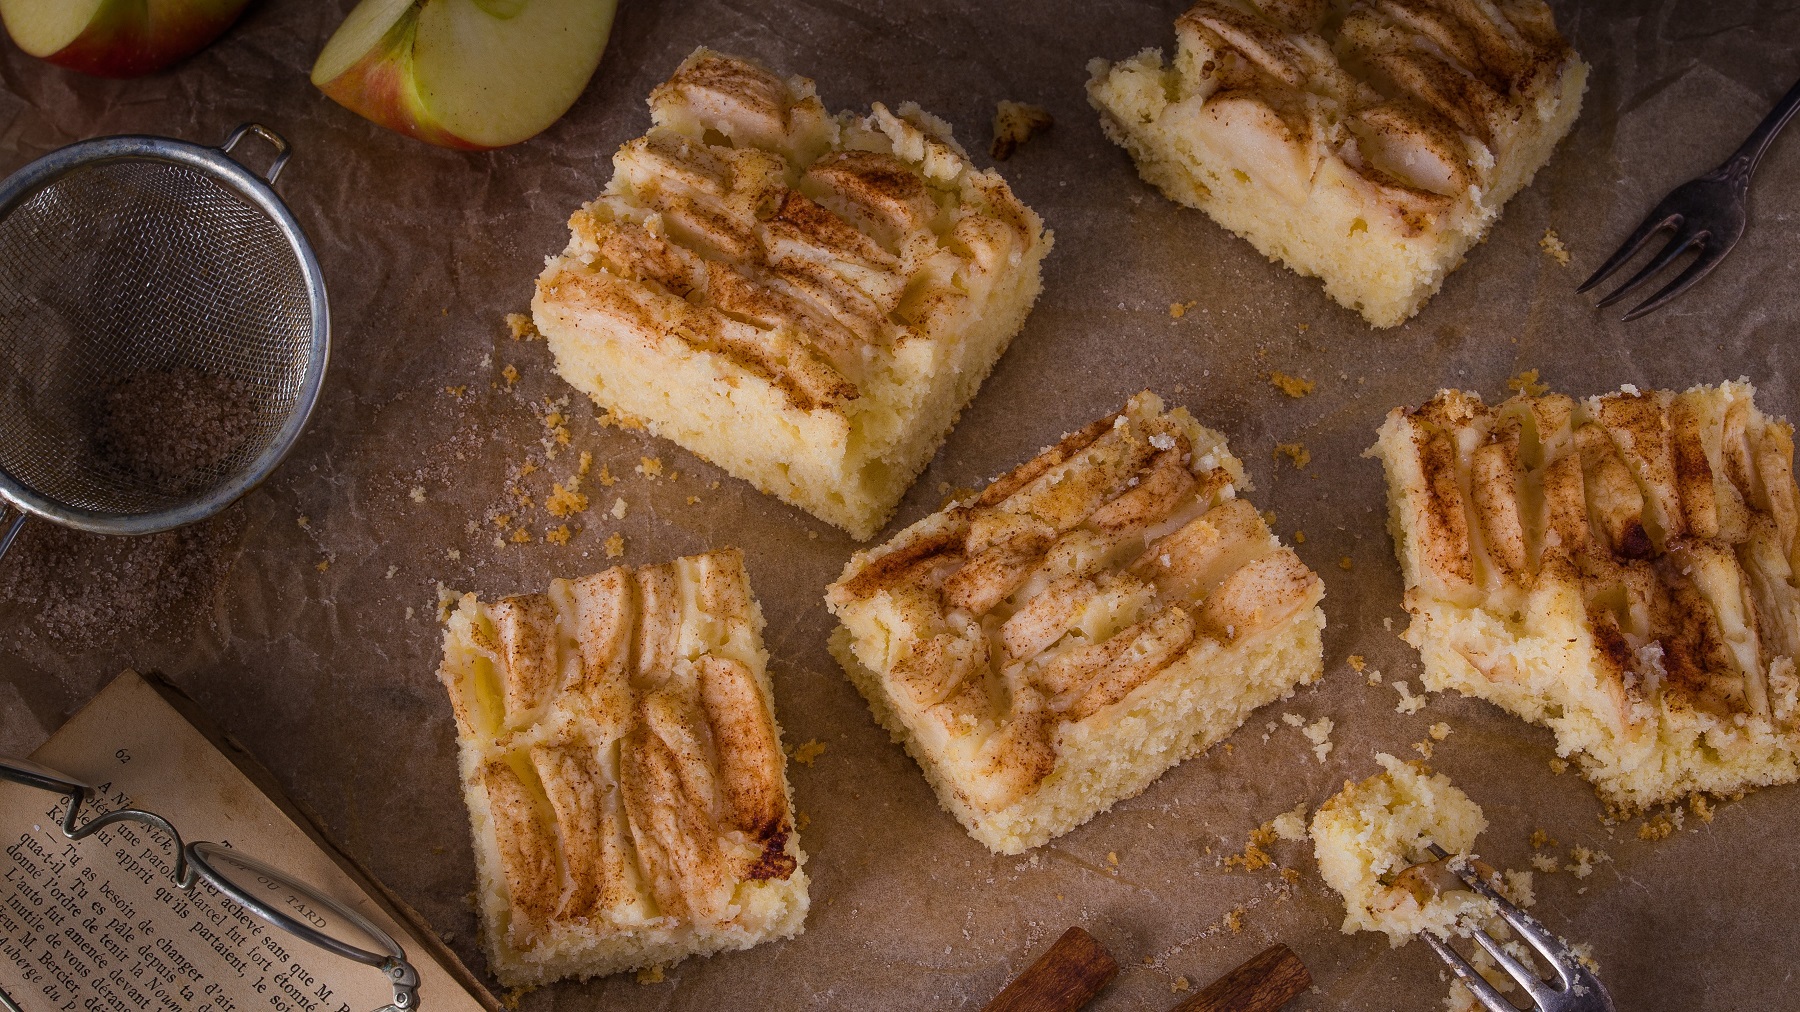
[
  {"xmin": 312, "ymin": 0, "xmax": 616, "ymax": 150},
  {"xmin": 0, "ymin": 0, "xmax": 249, "ymax": 77}
]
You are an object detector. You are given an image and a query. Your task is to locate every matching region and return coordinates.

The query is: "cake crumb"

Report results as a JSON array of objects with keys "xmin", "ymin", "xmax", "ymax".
[
  {"xmin": 1224, "ymin": 826, "xmax": 1276, "ymax": 872},
  {"xmin": 505, "ymin": 312, "xmax": 538, "ymax": 340},
  {"xmin": 636, "ymin": 456, "xmax": 664, "ymax": 478},
  {"xmin": 315, "ymin": 559, "xmax": 330, "ymax": 572},
  {"xmin": 1269, "ymin": 802, "xmax": 1309, "ymax": 842},
  {"xmin": 1169, "ymin": 300, "xmax": 1196, "ymax": 318},
  {"xmin": 410, "ymin": 486, "xmax": 426, "ymax": 503},
  {"xmin": 1171, "ymin": 977, "xmax": 1190, "ymax": 993},
  {"xmin": 796, "ymin": 811, "xmax": 811, "ymax": 831},
  {"xmin": 1539, "ymin": 229, "xmax": 1571, "ymax": 266},
  {"xmin": 1507, "ymin": 368, "xmax": 1550, "ymax": 397},
  {"xmin": 545, "ymin": 525, "xmax": 572, "ymax": 546},
  {"xmin": 1269, "ymin": 371, "xmax": 1315, "ymax": 398},
  {"xmin": 1347, "ymin": 654, "xmax": 1366, "ymax": 673},
  {"xmin": 1530, "ymin": 852, "xmax": 1560, "ymax": 873},
  {"xmin": 990, "ymin": 100, "xmax": 1053, "ymax": 160},
  {"xmin": 510, "ymin": 528, "xmax": 532, "ymax": 544},
  {"xmin": 1429, "ymin": 722, "xmax": 1452, "ymax": 741},
  {"xmin": 1502, "ymin": 870, "xmax": 1535, "ymax": 908},
  {"xmin": 791, "ymin": 740, "xmax": 828, "ymax": 766},
  {"xmin": 1549, "ymin": 757, "xmax": 1569, "ymax": 775},
  {"xmin": 1293, "ymin": 530, "xmax": 1306, "ymax": 543},
  {"xmin": 598, "ymin": 407, "xmax": 646, "ymax": 430},
  {"xmin": 446, "ymin": 548, "xmax": 460, "ymax": 561},
  {"xmin": 1303, "ymin": 716, "xmax": 1335, "ymax": 762},
  {"xmin": 1274, "ymin": 442, "xmax": 1311, "ymax": 469},
  {"xmin": 604, "ymin": 533, "xmax": 625, "ymax": 559},
  {"xmin": 611, "ymin": 497, "xmax": 628, "ymax": 520},
  {"xmin": 502, "ymin": 364, "xmax": 519, "ymax": 388},
  {"xmin": 546, "ymin": 483, "xmax": 589, "ymax": 517},
  {"xmin": 1106, "ymin": 850, "xmax": 1119, "ymax": 866},
  {"xmin": 1689, "ymin": 794, "xmax": 1714, "ymax": 823},
  {"xmin": 598, "ymin": 464, "xmax": 616, "ymax": 487},
  {"xmin": 385, "ymin": 565, "xmax": 397, "ymax": 579},
  {"xmin": 1393, "ymin": 680, "xmax": 1428, "ymax": 714},
  {"xmin": 1412, "ymin": 739, "xmax": 1435, "ymax": 759},
  {"xmin": 1224, "ymin": 907, "xmax": 1245, "ymax": 934},
  {"xmin": 1529, "ymin": 829, "xmax": 1557, "ymax": 850},
  {"xmin": 296, "ymin": 515, "xmax": 309, "ymax": 529},
  {"xmin": 1281, "ymin": 712, "xmax": 1305, "ymax": 727},
  {"xmin": 635, "ymin": 965, "xmax": 665, "ymax": 985},
  {"xmin": 1565, "ymin": 845, "xmax": 1597, "ymax": 878}
]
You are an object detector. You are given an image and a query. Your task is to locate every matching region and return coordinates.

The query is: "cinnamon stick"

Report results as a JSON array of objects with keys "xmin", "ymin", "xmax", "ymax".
[
  {"xmin": 1171, "ymin": 943, "xmax": 1310, "ymax": 1012},
  {"xmin": 982, "ymin": 926, "xmax": 1120, "ymax": 1012}
]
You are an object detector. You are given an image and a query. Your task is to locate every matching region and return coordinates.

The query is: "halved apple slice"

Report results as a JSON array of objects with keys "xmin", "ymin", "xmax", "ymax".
[
  {"xmin": 312, "ymin": 0, "xmax": 616, "ymax": 150},
  {"xmin": 0, "ymin": 0, "xmax": 249, "ymax": 77}
]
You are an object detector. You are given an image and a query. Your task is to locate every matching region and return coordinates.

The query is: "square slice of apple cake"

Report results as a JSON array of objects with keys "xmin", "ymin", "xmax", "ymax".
[
  {"xmin": 1087, "ymin": 0, "xmax": 1587, "ymax": 327},
  {"xmin": 533, "ymin": 48, "xmax": 1052, "ymax": 540},
  {"xmin": 826, "ymin": 391, "xmax": 1325, "ymax": 853},
  {"xmin": 1372, "ymin": 383, "xmax": 1800, "ymax": 811},
  {"xmin": 438, "ymin": 549, "xmax": 807, "ymax": 986}
]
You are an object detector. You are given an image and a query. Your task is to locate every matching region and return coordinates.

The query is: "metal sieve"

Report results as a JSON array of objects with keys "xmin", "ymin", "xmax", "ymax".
[{"xmin": 0, "ymin": 123, "xmax": 328, "ymax": 560}]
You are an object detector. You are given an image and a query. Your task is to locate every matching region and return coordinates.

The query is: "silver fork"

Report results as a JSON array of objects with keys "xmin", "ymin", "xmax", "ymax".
[
  {"xmin": 1416, "ymin": 844, "xmax": 1615, "ymax": 1012},
  {"xmin": 1578, "ymin": 75, "xmax": 1800, "ymax": 321}
]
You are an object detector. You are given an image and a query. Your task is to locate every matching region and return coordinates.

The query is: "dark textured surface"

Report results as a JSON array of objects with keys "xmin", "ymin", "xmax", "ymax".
[{"xmin": 0, "ymin": 1, "xmax": 1797, "ymax": 1008}]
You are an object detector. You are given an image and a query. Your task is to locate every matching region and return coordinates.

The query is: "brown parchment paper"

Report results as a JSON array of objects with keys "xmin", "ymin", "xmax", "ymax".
[{"xmin": 1, "ymin": 1, "xmax": 1797, "ymax": 1008}]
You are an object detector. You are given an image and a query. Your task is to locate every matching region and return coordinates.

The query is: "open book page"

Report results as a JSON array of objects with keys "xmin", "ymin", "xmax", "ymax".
[{"xmin": 0, "ymin": 671, "xmax": 492, "ymax": 1012}]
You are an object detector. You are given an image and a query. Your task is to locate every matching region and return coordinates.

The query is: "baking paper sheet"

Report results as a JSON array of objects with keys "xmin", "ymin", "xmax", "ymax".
[{"xmin": 1, "ymin": 1, "xmax": 1797, "ymax": 1008}]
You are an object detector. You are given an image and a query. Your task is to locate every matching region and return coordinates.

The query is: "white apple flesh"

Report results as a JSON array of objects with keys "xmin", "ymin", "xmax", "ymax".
[
  {"xmin": 312, "ymin": 0, "xmax": 616, "ymax": 150},
  {"xmin": 0, "ymin": 0, "xmax": 250, "ymax": 77}
]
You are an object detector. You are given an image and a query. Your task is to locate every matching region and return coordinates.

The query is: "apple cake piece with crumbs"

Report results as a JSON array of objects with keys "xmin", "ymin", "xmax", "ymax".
[
  {"xmin": 438, "ymin": 549, "xmax": 807, "ymax": 986},
  {"xmin": 1087, "ymin": 0, "xmax": 1587, "ymax": 327},
  {"xmin": 533, "ymin": 48, "xmax": 1053, "ymax": 540},
  {"xmin": 826, "ymin": 391, "xmax": 1325, "ymax": 854},
  {"xmin": 1311, "ymin": 754, "xmax": 1492, "ymax": 946},
  {"xmin": 1372, "ymin": 382, "xmax": 1800, "ymax": 811}
]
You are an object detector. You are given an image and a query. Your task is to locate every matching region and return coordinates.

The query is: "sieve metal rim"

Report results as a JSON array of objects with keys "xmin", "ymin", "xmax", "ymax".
[{"xmin": 0, "ymin": 126, "xmax": 330, "ymax": 537}]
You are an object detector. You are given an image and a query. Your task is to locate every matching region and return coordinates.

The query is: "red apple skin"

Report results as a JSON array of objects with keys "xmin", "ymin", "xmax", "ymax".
[
  {"xmin": 314, "ymin": 17, "xmax": 490, "ymax": 151},
  {"xmin": 42, "ymin": 0, "xmax": 252, "ymax": 78}
]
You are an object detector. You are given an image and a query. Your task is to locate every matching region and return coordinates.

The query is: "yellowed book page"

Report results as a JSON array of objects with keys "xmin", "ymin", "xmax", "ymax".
[{"xmin": 0, "ymin": 671, "xmax": 489, "ymax": 1012}]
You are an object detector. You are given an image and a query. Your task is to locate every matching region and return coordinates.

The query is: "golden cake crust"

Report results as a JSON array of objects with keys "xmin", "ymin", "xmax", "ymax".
[
  {"xmin": 535, "ymin": 49, "xmax": 1052, "ymax": 539},
  {"xmin": 439, "ymin": 549, "xmax": 808, "ymax": 986},
  {"xmin": 1373, "ymin": 382, "xmax": 1800, "ymax": 810},
  {"xmin": 828, "ymin": 392, "xmax": 1326, "ymax": 852}
]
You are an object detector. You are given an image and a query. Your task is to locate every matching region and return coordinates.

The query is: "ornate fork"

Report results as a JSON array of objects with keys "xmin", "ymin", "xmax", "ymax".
[
  {"xmin": 1416, "ymin": 844, "xmax": 1615, "ymax": 1012},
  {"xmin": 1578, "ymin": 76, "xmax": 1800, "ymax": 321}
]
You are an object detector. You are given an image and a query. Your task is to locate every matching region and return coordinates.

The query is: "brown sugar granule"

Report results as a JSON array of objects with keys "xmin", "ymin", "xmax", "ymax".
[
  {"xmin": 990, "ymin": 100, "xmax": 1053, "ymax": 160},
  {"xmin": 1268, "ymin": 371, "xmax": 1315, "ymax": 398},
  {"xmin": 603, "ymin": 532, "xmax": 625, "ymax": 559},
  {"xmin": 1293, "ymin": 530, "xmax": 1306, "ymax": 543},
  {"xmin": 95, "ymin": 368, "xmax": 258, "ymax": 494},
  {"xmin": 1339, "ymin": 556, "xmax": 1354, "ymax": 570},
  {"xmin": 1274, "ymin": 443, "xmax": 1310, "ymax": 469},
  {"xmin": 505, "ymin": 312, "xmax": 539, "ymax": 340}
]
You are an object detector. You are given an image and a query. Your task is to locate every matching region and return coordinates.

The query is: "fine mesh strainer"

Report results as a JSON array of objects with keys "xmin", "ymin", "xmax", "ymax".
[{"xmin": 0, "ymin": 123, "xmax": 328, "ymax": 559}]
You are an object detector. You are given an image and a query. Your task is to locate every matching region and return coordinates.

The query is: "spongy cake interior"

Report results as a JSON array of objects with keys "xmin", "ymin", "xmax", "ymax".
[
  {"xmin": 533, "ymin": 48, "xmax": 1052, "ymax": 540},
  {"xmin": 439, "ymin": 550, "xmax": 808, "ymax": 986},
  {"xmin": 827, "ymin": 392, "xmax": 1326, "ymax": 854},
  {"xmin": 1087, "ymin": 1, "xmax": 1587, "ymax": 327}
]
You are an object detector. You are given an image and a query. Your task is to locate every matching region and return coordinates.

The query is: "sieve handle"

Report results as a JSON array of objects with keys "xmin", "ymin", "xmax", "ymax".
[
  {"xmin": 220, "ymin": 123, "xmax": 291, "ymax": 185},
  {"xmin": 0, "ymin": 508, "xmax": 24, "ymax": 564}
]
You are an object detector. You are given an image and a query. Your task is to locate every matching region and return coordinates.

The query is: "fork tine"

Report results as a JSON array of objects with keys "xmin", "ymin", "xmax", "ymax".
[
  {"xmin": 1621, "ymin": 240, "xmax": 1733, "ymax": 321},
  {"xmin": 1594, "ymin": 230, "xmax": 1700, "ymax": 307},
  {"xmin": 1577, "ymin": 208, "xmax": 1681, "ymax": 294},
  {"xmin": 1462, "ymin": 922, "xmax": 1560, "ymax": 1008},
  {"xmin": 1421, "ymin": 932, "xmax": 1519, "ymax": 1012}
]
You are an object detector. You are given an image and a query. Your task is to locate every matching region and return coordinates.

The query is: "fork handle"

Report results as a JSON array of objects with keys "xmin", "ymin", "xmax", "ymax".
[{"xmin": 1723, "ymin": 75, "xmax": 1800, "ymax": 181}]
